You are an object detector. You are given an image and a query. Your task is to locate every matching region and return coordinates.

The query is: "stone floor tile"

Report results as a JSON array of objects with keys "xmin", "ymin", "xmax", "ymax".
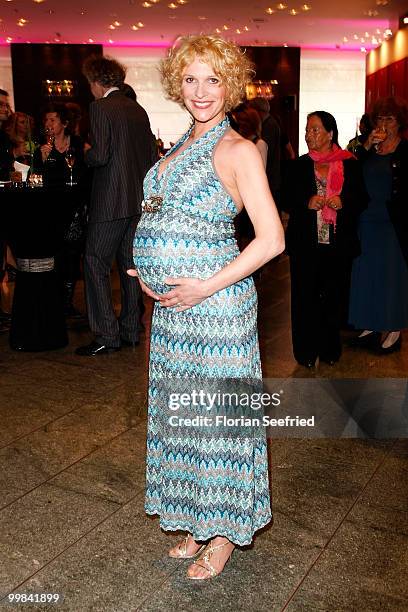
[{"xmin": 285, "ymin": 503, "xmax": 408, "ymax": 611}]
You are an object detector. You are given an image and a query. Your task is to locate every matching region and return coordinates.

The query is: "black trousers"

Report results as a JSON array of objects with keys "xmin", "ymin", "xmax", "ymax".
[
  {"xmin": 289, "ymin": 245, "xmax": 350, "ymax": 364},
  {"xmin": 84, "ymin": 216, "xmax": 141, "ymax": 347}
]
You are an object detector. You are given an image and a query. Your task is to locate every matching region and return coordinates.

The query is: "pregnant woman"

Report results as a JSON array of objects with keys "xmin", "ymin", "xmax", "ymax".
[{"xmin": 132, "ymin": 35, "xmax": 284, "ymax": 579}]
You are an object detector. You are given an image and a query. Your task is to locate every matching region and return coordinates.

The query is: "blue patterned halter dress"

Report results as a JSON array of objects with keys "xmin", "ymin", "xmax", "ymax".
[{"xmin": 133, "ymin": 117, "xmax": 271, "ymax": 546}]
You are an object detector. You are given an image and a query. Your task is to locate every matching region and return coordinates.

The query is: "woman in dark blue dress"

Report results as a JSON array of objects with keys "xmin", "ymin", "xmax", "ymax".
[{"xmin": 349, "ymin": 97, "xmax": 408, "ymax": 353}]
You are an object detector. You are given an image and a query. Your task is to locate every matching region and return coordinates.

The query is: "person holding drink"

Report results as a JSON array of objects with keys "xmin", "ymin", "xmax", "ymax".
[
  {"xmin": 349, "ymin": 96, "xmax": 408, "ymax": 353},
  {"xmin": 34, "ymin": 103, "xmax": 90, "ymax": 317}
]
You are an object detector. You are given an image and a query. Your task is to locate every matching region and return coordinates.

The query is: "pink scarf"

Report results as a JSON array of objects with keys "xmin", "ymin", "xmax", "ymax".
[{"xmin": 308, "ymin": 144, "xmax": 354, "ymax": 229}]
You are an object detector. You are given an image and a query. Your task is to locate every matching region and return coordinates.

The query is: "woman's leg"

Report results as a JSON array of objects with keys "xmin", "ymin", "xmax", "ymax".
[
  {"xmin": 290, "ymin": 254, "xmax": 319, "ymax": 366},
  {"xmin": 317, "ymin": 247, "xmax": 343, "ymax": 363}
]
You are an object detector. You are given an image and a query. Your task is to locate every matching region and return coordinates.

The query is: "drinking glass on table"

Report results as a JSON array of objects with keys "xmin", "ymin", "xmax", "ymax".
[{"xmin": 65, "ymin": 148, "xmax": 76, "ymax": 186}]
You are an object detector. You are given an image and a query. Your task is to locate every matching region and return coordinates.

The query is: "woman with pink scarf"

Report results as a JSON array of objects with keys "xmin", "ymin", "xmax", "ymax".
[{"xmin": 282, "ymin": 111, "xmax": 367, "ymax": 368}]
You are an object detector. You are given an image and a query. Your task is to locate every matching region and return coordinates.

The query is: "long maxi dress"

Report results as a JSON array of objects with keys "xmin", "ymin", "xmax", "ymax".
[{"xmin": 133, "ymin": 117, "xmax": 272, "ymax": 546}]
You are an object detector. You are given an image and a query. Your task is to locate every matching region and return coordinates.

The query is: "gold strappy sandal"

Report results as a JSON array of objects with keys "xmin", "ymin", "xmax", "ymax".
[
  {"xmin": 187, "ymin": 540, "xmax": 234, "ymax": 580},
  {"xmin": 168, "ymin": 535, "xmax": 206, "ymax": 560}
]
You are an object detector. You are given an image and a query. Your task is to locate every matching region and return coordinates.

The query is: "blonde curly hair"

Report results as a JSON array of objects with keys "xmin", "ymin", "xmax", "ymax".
[{"xmin": 160, "ymin": 35, "xmax": 254, "ymax": 113}]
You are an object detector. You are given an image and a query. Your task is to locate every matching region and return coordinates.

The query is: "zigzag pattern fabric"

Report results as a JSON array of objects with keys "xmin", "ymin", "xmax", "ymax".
[{"xmin": 133, "ymin": 117, "xmax": 272, "ymax": 546}]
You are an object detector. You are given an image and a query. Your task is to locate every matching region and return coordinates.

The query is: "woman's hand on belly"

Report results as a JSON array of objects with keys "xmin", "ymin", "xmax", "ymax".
[
  {"xmin": 127, "ymin": 268, "xmax": 160, "ymax": 300},
  {"xmin": 159, "ymin": 276, "xmax": 210, "ymax": 312}
]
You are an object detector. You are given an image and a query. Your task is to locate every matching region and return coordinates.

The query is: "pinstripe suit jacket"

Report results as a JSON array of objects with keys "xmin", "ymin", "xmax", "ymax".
[{"xmin": 85, "ymin": 90, "xmax": 156, "ymax": 223}]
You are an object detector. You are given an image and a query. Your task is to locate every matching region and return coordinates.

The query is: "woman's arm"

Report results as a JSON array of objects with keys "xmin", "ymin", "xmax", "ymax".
[
  {"xmin": 160, "ymin": 138, "xmax": 284, "ymax": 311},
  {"xmin": 256, "ymin": 139, "xmax": 268, "ymax": 168}
]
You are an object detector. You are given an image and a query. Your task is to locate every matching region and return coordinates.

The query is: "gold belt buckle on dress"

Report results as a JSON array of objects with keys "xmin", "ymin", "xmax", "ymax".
[{"xmin": 142, "ymin": 195, "xmax": 163, "ymax": 213}]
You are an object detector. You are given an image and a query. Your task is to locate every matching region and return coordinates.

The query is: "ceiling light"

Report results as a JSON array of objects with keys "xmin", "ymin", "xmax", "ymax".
[
  {"xmin": 168, "ymin": 2, "xmax": 178, "ymax": 7},
  {"xmin": 215, "ymin": 28, "xmax": 221, "ymax": 33},
  {"xmin": 371, "ymin": 37, "xmax": 378, "ymax": 44},
  {"xmin": 177, "ymin": 0, "xmax": 187, "ymax": 4},
  {"xmin": 364, "ymin": 31, "xmax": 369, "ymax": 37},
  {"xmin": 384, "ymin": 28, "xmax": 392, "ymax": 36},
  {"xmin": 108, "ymin": 39, "xmax": 114, "ymax": 43},
  {"xmin": 223, "ymin": 25, "xmax": 229, "ymax": 30},
  {"xmin": 342, "ymin": 36, "xmax": 348, "ymax": 42},
  {"xmin": 353, "ymin": 34, "xmax": 359, "ymax": 40},
  {"xmin": 276, "ymin": 3, "xmax": 287, "ymax": 9},
  {"xmin": 142, "ymin": 2, "xmax": 151, "ymax": 6},
  {"xmin": 289, "ymin": 9, "xmax": 298, "ymax": 15},
  {"xmin": 404, "ymin": 17, "xmax": 408, "ymax": 24},
  {"xmin": 198, "ymin": 16, "xmax": 207, "ymax": 20},
  {"xmin": 243, "ymin": 26, "xmax": 250, "ymax": 31},
  {"xmin": 113, "ymin": 21, "xmax": 121, "ymax": 27},
  {"xmin": 136, "ymin": 21, "xmax": 144, "ymax": 27},
  {"xmin": 360, "ymin": 38, "xmax": 365, "ymax": 43},
  {"xmin": 88, "ymin": 38, "xmax": 94, "ymax": 42},
  {"xmin": 131, "ymin": 25, "xmax": 139, "ymax": 30},
  {"xmin": 109, "ymin": 25, "xmax": 116, "ymax": 29},
  {"xmin": 376, "ymin": 0, "xmax": 388, "ymax": 5},
  {"xmin": 265, "ymin": 7, "xmax": 275, "ymax": 14},
  {"xmin": 6, "ymin": 37, "xmax": 13, "ymax": 42},
  {"xmin": 236, "ymin": 29, "xmax": 241, "ymax": 34},
  {"xmin": 301, "ymin": 4, "xmax": 311, "ymax": 10},
  {"xmin": 360, "ymin": 46, "xmax": 366, "ymax": 52},
  {"xmin": 283, "ymin": 43, "xmax": 288, "ymax": 47},
  {"xmin": 33, "ymin": 0, "xmax": 45, "ymax": 3}
]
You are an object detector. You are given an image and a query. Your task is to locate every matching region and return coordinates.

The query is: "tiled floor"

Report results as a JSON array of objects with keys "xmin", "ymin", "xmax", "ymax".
[{"xmin": 0, "ymin": 257, "xmax": 407, "ymax": 611}]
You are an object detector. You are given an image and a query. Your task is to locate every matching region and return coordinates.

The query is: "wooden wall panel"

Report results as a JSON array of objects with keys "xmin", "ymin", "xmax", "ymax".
[{"xmin": 366, "ymin": 57, "xmax": 408, "ymax": 111}]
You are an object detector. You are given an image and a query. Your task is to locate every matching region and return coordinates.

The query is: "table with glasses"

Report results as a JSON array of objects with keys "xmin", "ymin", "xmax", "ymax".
[{"xmin": 3, "ymin": 183, "xmax": 81, "ymax": 351}]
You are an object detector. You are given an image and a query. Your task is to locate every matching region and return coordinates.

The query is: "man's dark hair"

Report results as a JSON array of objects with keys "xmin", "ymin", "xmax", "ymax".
[
  {"xmin": 307, "ymin": 110, "xmax": 339, "ymax": 145},
  {"xmin": 248, "ymin": 97, "xmax": 270, "ymax": 115},
  {"xmin": 82, "ymin": 55, "xmax": 126, "ymax": 88},
  {"xmin": 121, "ymin": 83, "xmax": 137, "ymax": 101},
  {"xmin": 0, "ymin": 88, "xmax": 9, "ymax": 97}
]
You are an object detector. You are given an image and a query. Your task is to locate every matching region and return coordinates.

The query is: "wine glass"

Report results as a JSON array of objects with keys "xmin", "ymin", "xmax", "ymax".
[
  {"xmin": 44, "ymin": 127, "xmax": 55, "ymax": 163},
  {"xmin": 372, "ymin": 121, "xmax": 387, "ymax": 152},
  {"xmin": 65, "ymin": 148, "xmax": 76, "ymax": 186}
]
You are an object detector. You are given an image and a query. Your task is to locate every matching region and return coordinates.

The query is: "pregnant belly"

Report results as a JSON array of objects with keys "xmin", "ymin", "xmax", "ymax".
[{"xmin": 133, "ymin": 215, "xmax": 238, "ymax": 295}]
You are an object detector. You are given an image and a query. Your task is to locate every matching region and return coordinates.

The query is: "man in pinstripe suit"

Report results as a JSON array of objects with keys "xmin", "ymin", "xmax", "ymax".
[{"xmin": 76, "ymin": 56, "xmax": 156, "ymax": 356}]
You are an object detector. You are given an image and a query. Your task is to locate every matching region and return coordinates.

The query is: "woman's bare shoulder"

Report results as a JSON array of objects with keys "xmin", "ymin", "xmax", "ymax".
[{"xmin": 218, "ymin": 128, "xmax": 259, "ymax": 161}]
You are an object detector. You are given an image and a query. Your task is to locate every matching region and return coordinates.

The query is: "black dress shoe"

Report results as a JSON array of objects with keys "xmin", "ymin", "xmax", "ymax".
[
  {"xmin": 75, "ymin": 341, "xmax": 120, "ymax": 356},
  {"xmin": 121, "ymin": 338, "xmax": 140, "ymax": 348},
  {"xmin": 320, "ymin": 357, "xmax": 338, "ymax": 366},
  {"xmin": 378, "ymin": 334, "xmax": 401, "ymax": 355},
  {"xmin": 349, "ymin": 332, "xmax": 380, "ymax": 349},
  {"xmin": 297, "ymin": 359, "xmax": 316, "ymax": 369}
]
